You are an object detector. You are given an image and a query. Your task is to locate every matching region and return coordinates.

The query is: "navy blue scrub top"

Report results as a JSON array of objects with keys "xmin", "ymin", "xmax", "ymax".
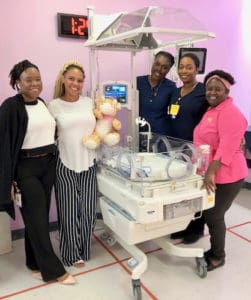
[
  {"xmin": 137, "ymin": 75, "xmax": 176, "ymax": 135},
  {"xmin": 167, "ymin": 82, "xmax": 208, "ymax": 141}
]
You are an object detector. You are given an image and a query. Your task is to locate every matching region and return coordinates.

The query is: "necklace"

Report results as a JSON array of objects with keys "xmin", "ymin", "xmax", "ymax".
[
  {"xmin": 180, "ymin": 82, "xmax": 198, "ymax": 98},
  {"xmin": 168, "ymin": 82, "xmax": 198, "ymax": 119},
  {"xmin": 24, "ymin": 99, "xmax": 38, "ymax": 105},
  {"xmin": 149, "ymin": 78, "xmax": 164, "ymax": 102},
  {"xmin": 176, "ymin": 82, "xmax": 198, "ymax": 103}
]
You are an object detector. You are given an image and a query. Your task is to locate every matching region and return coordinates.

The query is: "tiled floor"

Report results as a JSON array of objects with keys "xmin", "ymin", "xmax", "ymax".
[{"xmin": 0, "ymin": 188, "xmax": 250, "ymax": 300}]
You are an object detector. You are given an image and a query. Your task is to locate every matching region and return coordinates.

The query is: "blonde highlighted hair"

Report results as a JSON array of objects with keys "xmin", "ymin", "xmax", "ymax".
[{"xmin": 53, "ymin": 60, "xmax": 85, "ymax": 98}]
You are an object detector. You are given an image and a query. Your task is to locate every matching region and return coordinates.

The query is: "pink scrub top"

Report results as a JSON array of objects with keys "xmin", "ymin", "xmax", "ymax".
[{"xmin": 193, "ymin": 97, "xmax": 248, "ymax": 184}]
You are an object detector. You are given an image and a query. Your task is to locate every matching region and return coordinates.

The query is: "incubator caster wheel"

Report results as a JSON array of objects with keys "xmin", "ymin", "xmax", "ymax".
[
  {"xmin": 100, "ymin": 232, "xmax": 116, "ymax": 246},
  {"xmin": 132, "ymin": 279, "xmax": 142, "ymax": 300},
  {"xmin": 106, "ymin": 236, "xmax": 116, "ymax": 246},
  {"xmin": 100, "ymin": 231, "xmax": 110, "ymax": 241},
  {"xmin": 195, "ymin": 257, "xmax": 207, "ymax": 278}
]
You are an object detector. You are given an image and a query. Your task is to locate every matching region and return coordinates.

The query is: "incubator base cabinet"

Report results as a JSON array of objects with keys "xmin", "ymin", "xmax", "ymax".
[
  {"xmin": 97, "ymin": 136, "xmax": 214, "ymax": 299},
  {"xmin": 0, "ymin": 212, "xmax": 12, "ymax": 255}
]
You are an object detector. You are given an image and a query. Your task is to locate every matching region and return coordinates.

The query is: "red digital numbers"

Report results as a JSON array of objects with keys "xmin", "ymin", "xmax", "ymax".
[
  {"xmin": 58, "ymin": 13, "xmax": 88, "ymax": 39},
  {"xmin": 71, "ymin": 17, "xmax": 88, "ymax": 36}
]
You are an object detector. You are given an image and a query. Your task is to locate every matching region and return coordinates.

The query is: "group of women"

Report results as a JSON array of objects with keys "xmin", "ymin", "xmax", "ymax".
[
  {"xmin": 139, "ymin": 51, "xmax": 247, "ymax": 271},
  {"xmin": 0, "ymin": 52, "xmax": 247, "ymax": 286},
  {"xmin": 0, "ymin": 60, "xmax": 96, "ymax": 284}
]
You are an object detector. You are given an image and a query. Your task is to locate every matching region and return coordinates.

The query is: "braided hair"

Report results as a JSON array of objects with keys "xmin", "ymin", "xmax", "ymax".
[
  {"xmin": 9, "ymin": 60, "xmax": 39, "ymax": 90},
  {"xmin": 53, "ymin": 61, "xmax": 85, "ymax": 99}
]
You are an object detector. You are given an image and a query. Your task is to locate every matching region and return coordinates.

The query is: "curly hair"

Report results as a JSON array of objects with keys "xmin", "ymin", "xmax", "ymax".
[
  {"xmin": 53, "ymin": 61, "xmax": 85, "ymax": 99},
  {"xmin": 9, "ymin": 60, "xmax": 39, "ymax": 90},
  {"xmin": 204, "ymin": 70, "xmax": 235, "ymax": 86}
]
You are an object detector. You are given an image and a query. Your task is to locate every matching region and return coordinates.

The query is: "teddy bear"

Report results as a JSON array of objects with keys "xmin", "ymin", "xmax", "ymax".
[{"xmin": 83, "ymin": 97, "xmax": 122, "ymax": 149}]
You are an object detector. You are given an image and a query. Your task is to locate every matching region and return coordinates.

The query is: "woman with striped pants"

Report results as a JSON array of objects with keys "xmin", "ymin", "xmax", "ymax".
[{"xmin": 48, "ymin": 61, "xmax": 97, "ymax": 267}]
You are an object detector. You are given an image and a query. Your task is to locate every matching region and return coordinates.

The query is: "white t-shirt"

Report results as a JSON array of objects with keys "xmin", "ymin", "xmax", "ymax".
[
  {"xmin": 22, "ymin": 99, "xmax": 56, "ymax": 149},
  {"xmin": 48, "ymin": 96, "xmax": 96, "ymax": 172}
]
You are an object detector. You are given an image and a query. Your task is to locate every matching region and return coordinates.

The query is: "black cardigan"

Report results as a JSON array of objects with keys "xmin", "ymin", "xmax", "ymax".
[{"xmin": 0, "ymin": 94, "xmax": 28, "ymax": 219}]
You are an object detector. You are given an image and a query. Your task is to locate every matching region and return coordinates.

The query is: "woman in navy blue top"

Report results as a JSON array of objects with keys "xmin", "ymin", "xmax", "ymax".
[
  {"xmin": 167, "ymin": 53, "xmax": 209, "ymax": 243},
  {"xmin": 137, "ymin": 51, "xmax": 176, "ymax": 135},
  {"xmin": 167, "ymin": 53, "xmax": 208, "ymax": 141},
  {"xmin": 168, "ymin": 81, "xmax": 207, "ymax": 141}
]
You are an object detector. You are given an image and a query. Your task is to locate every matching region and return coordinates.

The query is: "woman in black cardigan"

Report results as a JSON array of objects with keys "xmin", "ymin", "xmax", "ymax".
[{"xmin": 0, "ymin": 60, "xmax": 75, "ymax": 285}]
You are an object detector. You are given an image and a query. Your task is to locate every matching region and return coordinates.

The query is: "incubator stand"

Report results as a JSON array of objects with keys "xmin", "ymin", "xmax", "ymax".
[
  {"xmin": 85, "ymin": 5, "xmax": 216, "ymax": 298},
  {"xmin": 97, "ymin": 135, "xmax": 214, "ymax": 299}
]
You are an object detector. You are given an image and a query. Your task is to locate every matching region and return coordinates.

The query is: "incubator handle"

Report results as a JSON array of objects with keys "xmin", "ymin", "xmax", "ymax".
[
  {"xmin": 179, "ymin": 142, "xmax": 199, "ymax": 162},
  {"xmin": 116, "ymin": 152, "xmax": 133, "ymax": 178},
  {"xmin": 152, "ymin": 136, "xmax": 172, "ymax": 153}
]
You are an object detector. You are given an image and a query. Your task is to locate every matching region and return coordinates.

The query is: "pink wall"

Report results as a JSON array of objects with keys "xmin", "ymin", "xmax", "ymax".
[{"xmin": 0, "ymin": 0, "xmax": 249, "ymax": 229}]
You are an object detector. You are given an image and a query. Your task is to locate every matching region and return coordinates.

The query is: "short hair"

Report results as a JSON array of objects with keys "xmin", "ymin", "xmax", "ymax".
[
  {"xmin": 204, "ymin": 70, "xmax": 235, "ymax": 86},
  {"xmin": 53, "ymin": 61, "xmax": 85, "ymax": 99},
  {"xmin": 179, "ymin": 53, "xmax": 200, "ymax": 69},
  {"xmin": 155, "ymin": 51, "xmax": 175, "ymax": 68},
  {"xmin": 9, "ymin": 60, "xmax": 39, "ymax": 90}
]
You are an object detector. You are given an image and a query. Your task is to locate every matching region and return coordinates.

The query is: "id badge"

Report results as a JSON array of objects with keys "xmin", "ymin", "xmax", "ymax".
[
  {"xmin": 14, "ymin": 192, "xmax": 22, "ymax": 207},
  {"xmin": 14, "ymin": 184, "xmax": 22, "ymax": 207},
  {"xmin": 170, "ymin": 104, "xmax": 180, "ymax": 116}
]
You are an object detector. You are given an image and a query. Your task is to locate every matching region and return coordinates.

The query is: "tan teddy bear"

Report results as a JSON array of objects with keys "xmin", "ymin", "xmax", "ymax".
[{"xmin": 83, "ymin": 97, "xmax": 122, "ymax": 149}]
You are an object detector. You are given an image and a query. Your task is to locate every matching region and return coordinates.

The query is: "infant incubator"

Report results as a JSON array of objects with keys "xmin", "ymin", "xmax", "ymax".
[{"xmin": 97, "ymin": 134, "xmax": 214, "ymax": 299}]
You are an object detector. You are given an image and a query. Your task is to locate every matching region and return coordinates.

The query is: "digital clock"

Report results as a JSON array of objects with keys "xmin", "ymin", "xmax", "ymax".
[{"xmin": 57, "ymin": 13, "xmax": 88, "ymax": 39}]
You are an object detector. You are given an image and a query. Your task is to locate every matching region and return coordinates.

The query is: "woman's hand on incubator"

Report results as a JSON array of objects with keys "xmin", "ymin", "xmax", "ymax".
[
  {"xmin": 201, "ymin": 160, "xmax": 221, "ymax": 194},
  {"xmin": 202, "ymin": 173, "xmax": 216, "ymax": 194}
]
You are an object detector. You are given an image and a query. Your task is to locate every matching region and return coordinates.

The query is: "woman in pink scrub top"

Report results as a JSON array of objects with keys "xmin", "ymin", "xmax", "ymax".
[{"xmin": 193, "ymin": 70, "xmax": 248, "ymax": 271}]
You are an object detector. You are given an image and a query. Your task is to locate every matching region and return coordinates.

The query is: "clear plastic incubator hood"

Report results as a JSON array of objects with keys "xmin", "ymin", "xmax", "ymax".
[{"xmin": 85, "ymin": 6, "xmax": 215, "ymax": 51}]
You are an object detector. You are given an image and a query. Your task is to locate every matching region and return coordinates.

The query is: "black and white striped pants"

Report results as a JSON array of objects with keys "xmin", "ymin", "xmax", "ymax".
[{"xmin": 55, "ymin": 157, "xmax": 97, "ymax": 266}]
